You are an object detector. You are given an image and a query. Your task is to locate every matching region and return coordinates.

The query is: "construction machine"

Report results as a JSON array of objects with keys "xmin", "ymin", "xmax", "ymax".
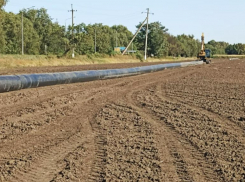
[{"xmin": 197, "ymin": 33, "xmax": 211, "ymax": 64}]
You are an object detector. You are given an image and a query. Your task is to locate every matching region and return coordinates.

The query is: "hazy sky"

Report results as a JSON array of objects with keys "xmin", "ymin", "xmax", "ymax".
[{"xmin": 3, "ymin": 0, "xmax": 245, "ymax": 44}]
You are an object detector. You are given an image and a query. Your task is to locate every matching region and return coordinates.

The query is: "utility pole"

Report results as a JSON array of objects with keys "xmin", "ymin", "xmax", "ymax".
[
  {"xmin": 21, "ymin": 6, "xmax": 34, "ymax": 55},
  {"xmin": 94, "ymin": 29, "xmax": 96, "ymax": 53},
  {"xmin": 115, "ymin": 30, "xmax": 118, "ymax": 47},
  {"xmin": 22, "ymin": 11, "xmax": 24, "ymax": 55},
  {"xmin": 68, "ymin": 4, "xmax": 77, "ymax": 58},
  {"xmin": 145, "ymin": 8, "xmax": 149, "ymax": 61},
  {"xmin": 142, "ymin": 8, "xmax": 153, "ymax": 60}
]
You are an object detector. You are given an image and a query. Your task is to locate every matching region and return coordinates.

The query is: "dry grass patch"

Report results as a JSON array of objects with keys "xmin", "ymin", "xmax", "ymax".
[
  {"xmin": 213, "ymin": 54, "xmax": 245, "ymax": 59},
  {"xmin": 0, "ymin": 54, "xmax": 196, "ymax": 70}
]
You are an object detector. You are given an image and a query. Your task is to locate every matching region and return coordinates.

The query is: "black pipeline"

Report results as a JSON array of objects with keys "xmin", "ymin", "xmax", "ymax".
[{"xmin": 0, "ymin": 61, "xmax": 203, "ymax": 93}]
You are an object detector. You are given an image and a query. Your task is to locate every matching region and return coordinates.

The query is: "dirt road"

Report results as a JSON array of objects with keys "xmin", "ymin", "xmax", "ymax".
[{"xmin": 0, "ymin": 59, "xmax": 245, "ymax": 181}]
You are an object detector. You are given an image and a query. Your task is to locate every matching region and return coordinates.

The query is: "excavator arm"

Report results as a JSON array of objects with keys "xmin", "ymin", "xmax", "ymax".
[{"xmin": 197, "ymin": 33, "xmax": 211, "ymax": 64}]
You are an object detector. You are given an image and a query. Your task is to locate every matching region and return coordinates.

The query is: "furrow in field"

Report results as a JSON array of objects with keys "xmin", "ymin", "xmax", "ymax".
[
  {"xmin": 90, "ymin": 103, "xmax": 163, "ymax": 181},
  {"xmin": 128, "ymin": 89, "xmax": 221, "ymax": 182}
]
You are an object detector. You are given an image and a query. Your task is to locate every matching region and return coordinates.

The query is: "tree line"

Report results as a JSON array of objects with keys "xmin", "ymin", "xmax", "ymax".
[{"xmin": 1, "ymin": 3, "xmax": 245, "ymax": 57}]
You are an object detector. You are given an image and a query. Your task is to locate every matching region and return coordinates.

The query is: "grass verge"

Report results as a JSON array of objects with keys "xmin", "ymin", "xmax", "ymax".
[
  {"xmin": 213, "ymin": 54, "xmax": 245, "ymax": 59},
  {"xmin": 0, "ymin": 54, "xmax": 196, "ymax": 70}
]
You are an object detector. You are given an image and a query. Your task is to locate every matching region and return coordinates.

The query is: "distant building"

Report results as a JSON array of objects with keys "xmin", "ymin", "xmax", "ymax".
[{"xmin": 114, "ymin": 47, "xmax": 136, "ymax": 54}]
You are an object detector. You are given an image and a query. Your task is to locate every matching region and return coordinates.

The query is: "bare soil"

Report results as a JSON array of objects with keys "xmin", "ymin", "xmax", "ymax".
[{"xmin": 0, "ymin": 58, "xmax": 245, "ymax": 182}]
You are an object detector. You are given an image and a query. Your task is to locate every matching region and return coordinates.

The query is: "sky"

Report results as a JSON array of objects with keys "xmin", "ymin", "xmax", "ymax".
[{"xmin": 3, "ymin": 0, "xmax": 245, "ymax": 44}]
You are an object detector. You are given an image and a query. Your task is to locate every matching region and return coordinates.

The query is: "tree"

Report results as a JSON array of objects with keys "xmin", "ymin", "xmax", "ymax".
[
  {"xmin": 72, "ymin": 23, "xmax": 94, "ymax": 55},
  {"xmin": 0, "ymin": 0, "xmax": 7, "ymax": 53},
  {"xmin": 2, "ymin": 12, "xmax": 39, "ymax": 54},
  {"xmin": 236, "ymin": 43, "xmax": 245, "ymax": 55},
  {"xmin": 225, "ymin": 44, "xmax": 238, "ymax": 55},
  {"xmin": 83, "ymin": 23, "xmax": 113, "ymax": 54},
  {"xmin": 30, "ymin": 8, "xmax": 53, "ymax": 54},
  {"xmin": 176, "ymin": 34, "xmax": 199, "ymax": 57},
  {"xmin": 111, "ymin": 25, "xmax": 133, "ymax": 48},
  {"xmin": 47, "ymin": 22, "xmax": 66, "ymax": 55},
  {"xmin": 135, "ymin": 21, "xmax": 169, "ymax": 57},
  {"xmin": 167, "ymin": 35, "xmax": 182, "ymax": 57},
  {"xmin": 206, "ymin": 40, "xmax": 229, "ymax": 55},
  {"xmin": 0, "ymin": 0, "xmax": 7, "ymax": 9},
  {"xmin": 0, "ymin": 11, "xmax": 5, "ymax": 53}
]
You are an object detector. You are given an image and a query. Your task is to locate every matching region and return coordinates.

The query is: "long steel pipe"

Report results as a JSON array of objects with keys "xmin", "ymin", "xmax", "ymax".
[{"xmin": 0, "ymin": 61, "xmax": 203, "ymax": 93}]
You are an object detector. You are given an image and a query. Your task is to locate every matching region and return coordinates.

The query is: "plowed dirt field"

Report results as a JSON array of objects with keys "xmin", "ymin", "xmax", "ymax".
[{"xmin": 0, "ymin": 59, "xmax": 245, "ymax": 182}]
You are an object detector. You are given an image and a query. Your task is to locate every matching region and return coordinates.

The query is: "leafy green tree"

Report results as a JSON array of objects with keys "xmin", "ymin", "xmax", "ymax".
[
  {"xmin": 0, "ymin": 0, "xmax": 7, "ymax": 53},
  {"xmin": 23, "ymin": 20, "xmax": 40, "ymax": 54},
  {"xmin": 111, "ymin": 25, "xmax": 133, "ymax": 48},
  {"xmin": 29, "ymin": 8, "xmax": 53, "ymax": 54},
  {"xmin": 235, "ymin": 43, "xmax": 245, "ymax": 55},
  {"xmin": 0, "ymin": 0, "xmax": 7, "ymax": 9},
  {"xmin": 225, "ymin": 44, "xmax": 238, "ymax": 55},
  {"xmin": 24, "ymin": 8, "xmax": 68, "ymax": 55},
  {"xmin": 67, "ymin": 23, "xmax": 133, "ymax": 55},
  {"xmin": 3, "ymin": 12, "xmax": 23, "ymax": 53},
  {"xmin": 206, "ymin": 40, "xmax": 229, "ymax": 55},
  {"xmin": 82, "ymin": 23, "xmax": 112, "ymax": 54},
  {"xmin": 176, "ymin": 34, "xmax": 199, "ymax": 57},
  {"xmin": 0, "ymin": 11, "xmax": 5, "ymax": 53},
  {"xmin": 2, "ymin": 11, "xmax": 39, "ymax": 54},
  {"xmin": 225, "ymin": 43, "xmax": 245, "ymax": 55},
  {"xmin": 47, "ymin": 22, "xmax": 66, "ymax": 55},
  {"xmin": 135, "ymin": 21, "xmax": 168, "ymax": 57},
  {"xmin": 167, "ymin": 35, "xmax": 181, "ymax": 57},
  {"xmin": 72, "ymin": 23, "xmax": 94, "ymax": 55},
  {"xmin": 95, "ymin": 24, "xmax": 114, "ymax": 54}
]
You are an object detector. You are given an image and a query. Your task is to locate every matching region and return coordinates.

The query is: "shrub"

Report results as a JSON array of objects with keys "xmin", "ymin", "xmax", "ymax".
[
  {"xmin": 136, "ymin": 52, "xmax": 143, "ymax": 62},
  {"xmin": 86, "ymin": 53, "xmax": 93, "ymax": 59},
  {"xmin": 108, "ymin": 50, "xmax": 119, "ymax": 57}
]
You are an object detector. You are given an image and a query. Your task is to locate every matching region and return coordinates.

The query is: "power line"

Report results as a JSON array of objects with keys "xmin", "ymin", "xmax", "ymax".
[
  {"xmin": 75, "ymin": 4, "xmax": 135, "ymax": 13},
  {"xmin": 77, "ymin": 11, "xmax": 139, "ymax": 17},
  {"xmin": 81, "ymin": 13, "xmax": 144, "ymax": 25}
]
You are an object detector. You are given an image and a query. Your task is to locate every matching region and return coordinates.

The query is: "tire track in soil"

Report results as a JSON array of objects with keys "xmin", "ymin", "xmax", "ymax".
[
  {"xmin": 0, "ymin": 84, "xmax": 116, "ymax": 141},
  {"xmin": 50, "ymin": 142, "xmax": 93, "ymax": 182},
  {"xmin": 0, "ymin": 78, "xmax": 137, "ymax": 143},
  {"xmin": 130, "ymin": 107, "xmax": 193, "ymax": 182},
  {"xmin": 1, "ymin": 113, "xmax": 93, "ymax": 182},
  {"xmin": 0, "ymin": 79, "xmax": 135, "ymax": 181},
  {"xmin": 9, "ymin": 132, "xmax": 90, "ymax": 182},
  {"xmin": 142, "ymin": 83, "xmax": 245, "ymax": 181},
  {"xmin": 1, "ymin": 59, "xmax": 245, "ymax": 181},
  {"xmin": 126, "ymin": 89, "xmax": 221, "ymax": 182},
  {"xmin": 87, "ymin": 68, "xmax": 205, "ymax": 182},
  {"xmin": 0, "ymin": 72, "xmax": 162, "ymax": 182},
  {"xmin": 163, "ymin": 91, "xmax": 245, "ymax": 144},
  {"xmin": 0, "ymin": 79, "xmax": 132, "ymax": 118},
  {"xmin": 1, "ymin": 94, "xmax": 99, "ymax": 182},
  {"xmin": 161, "ymin": 62, "xmax": 245, "ymax": 131},
  {"xmin": 0, "ymin": 65, "xmax": 209, "ymax": 182},
  {"xmin": 166, "ymin": 88, "xmax": 244, "ymax": 101},
  {"xmin": 165, "ymin": 91, "xmax": 245, "ymax": 131},
  {"xmin": 0, "ymin": 87, "xmax": 104, "ymax": 147},
  {"xmin": 90, "ymin": 103, "xmax": 163, "ymax": 181}
]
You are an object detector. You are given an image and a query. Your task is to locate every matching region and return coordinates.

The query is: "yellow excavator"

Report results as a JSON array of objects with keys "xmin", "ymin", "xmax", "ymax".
[{"xmin": 197, "ymin": 33, "xmax": 211, "ymax": 64}]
